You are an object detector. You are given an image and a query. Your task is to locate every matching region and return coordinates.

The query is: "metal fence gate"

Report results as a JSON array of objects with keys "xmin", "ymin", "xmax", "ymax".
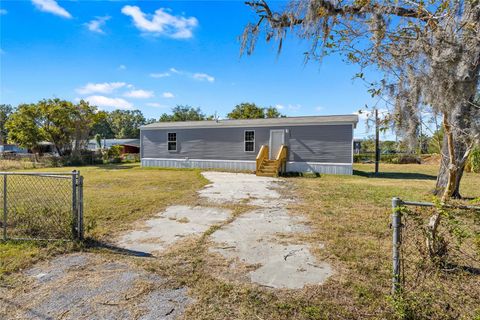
[
  {"xmin": 391, "ymin": 197, "xmax": 480, "ymax": 295},
  {"xmin": 0, "ymin": 171, "xmax": 83, "ymax": 241}
]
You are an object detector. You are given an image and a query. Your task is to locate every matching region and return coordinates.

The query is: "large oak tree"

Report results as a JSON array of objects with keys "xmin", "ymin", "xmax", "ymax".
[{"xmin": 241, "ymin": 0, "xmax": 480, "ymax": 200}]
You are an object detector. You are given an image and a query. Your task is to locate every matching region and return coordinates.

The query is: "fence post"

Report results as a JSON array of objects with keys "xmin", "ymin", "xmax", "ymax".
[
  {"xmin": 77, "ymin": 175, "xmax": 84, "ymax": 241},
  {"xmin": 392, "ymin": 197, "xmax": 402, "ymax": 295},
  {"xmin": 72, "ymin": 170, "xmax": 77, "ymax": 240},
  {"xmin": 3, "ymin": 174, "xmax": 7, "ymax": 241}
]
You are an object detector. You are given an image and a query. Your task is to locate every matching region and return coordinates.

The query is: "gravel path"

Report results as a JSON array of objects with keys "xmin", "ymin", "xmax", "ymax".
[{"xmin": 1, "ymin": 253, "xmax": 190, "ymax": 320}]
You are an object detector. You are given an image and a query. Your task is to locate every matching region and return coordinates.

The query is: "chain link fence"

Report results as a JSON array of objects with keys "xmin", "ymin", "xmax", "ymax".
[
  {"xmin": 390, "ymin": 198, "xmax": 480, "ymax": 316},
  {"xmin": 0, "ymin": 171, "xmax": 83, "ymax": 241}
]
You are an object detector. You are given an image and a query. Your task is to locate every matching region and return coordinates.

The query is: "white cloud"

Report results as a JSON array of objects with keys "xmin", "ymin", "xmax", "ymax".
[
  {"xmin": 121, "ymin": 5, "xmax": 198, "ymax": 39},
  {"xmin": 162, "ymin": 92, "xmax": 174, "ymax": 98},
  {"xmin": 85, "ymin": 16, "xmax": 110, "ymax": 34},
  {"xmin": 150, "ymin": 72, "xmax": 170, "ymax": 78},
  {"xmin": 275, "ymin": 104, "xmax": 284, "ymax": 110},
  {"xmin": 118, "ymin": 65, "xmax": 127, "ymax": 70},
  {"xmin": 192, "ymin": 73, "xmax": 215, "ymax": 83},
  {"xmin": 31, "ymin": 0, "xmax": 72, "ymax": 18},
  {"xmin": 150, "ymin": 68, "xmax": 181, "ymax": 78},
  {"xmin": 0, "ymin": 9, "xmax": 7, "ymax": 15},
  {"xmin": 76, "ymin": 82, "xmax": 127, "ymax": 95},
  {"xmin": 124, "ymin": 89, "xmax": 154, "ymax": 99},
  {"xmin": 151, "ymin": 67, "xmax": 215, "ymax": 83},
  {"xmin": 288, "ymin": 104, "xmax": 301, "ymax": 111},
  {"xmin": 315, "ymin": 106, "xmax": 324, "ymax": 112},
  {"xmin": 146, "ymin": 102, "xmax": 169, "ymax": 108},
  {"xmin": 85, "ymin": 95, "xmax": 133, "ymax": 110}
]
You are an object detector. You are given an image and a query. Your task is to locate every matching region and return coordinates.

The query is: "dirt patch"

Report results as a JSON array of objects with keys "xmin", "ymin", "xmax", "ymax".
[{"xmin": 0, "ymin": 253, "xmax": 190, "ymax": 320}]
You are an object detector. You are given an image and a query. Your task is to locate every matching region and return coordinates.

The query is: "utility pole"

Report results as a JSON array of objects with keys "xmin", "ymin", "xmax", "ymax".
[{"xmin": 375, "ymin": 109, "xmax": 380, "ymax": 174}]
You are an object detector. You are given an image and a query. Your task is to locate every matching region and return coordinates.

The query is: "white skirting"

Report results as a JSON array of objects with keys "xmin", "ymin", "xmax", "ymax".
[
  {"xmin": 285, "ymin": 161, "xmax": 352, "ymax": 175},
  {"xmin": 141, "ymin": 158, "xmax": 353, "ymax": 175},
  {"xmin": 142, "ymin": 158, "xmax": 256, "ymax": 171}
]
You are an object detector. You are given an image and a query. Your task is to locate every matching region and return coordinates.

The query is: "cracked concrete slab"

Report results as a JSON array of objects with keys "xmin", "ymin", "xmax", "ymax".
[
  {"xmin": 210, "ymin": 208, "xmax": 333, "ymax": 289},
  {"xmin": 1, "ymin": 253, "xmax": 190, "ymax": 320},
  {"xmin": 117, "ymin": 205, "xmax": 231, "ymax": 254},
  {"xmin": 199, "ymin": 172, "xmax": 286, "ymax": 207},
  {"xmin": 201, "ymin": 171, "xmax": 334, "ymax": 289}
]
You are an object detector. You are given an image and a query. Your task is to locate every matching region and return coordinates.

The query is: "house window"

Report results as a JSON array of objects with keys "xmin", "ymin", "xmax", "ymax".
[
  {"xmin": 167, "ymin": 132, "xmax": 177, "ymax": 151},
  {"xmin": 244, "ymin": 130, "xmax": 255, "ymax": 152}
]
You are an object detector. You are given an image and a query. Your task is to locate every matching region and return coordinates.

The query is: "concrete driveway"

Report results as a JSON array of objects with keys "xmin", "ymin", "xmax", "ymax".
[{"xmin": 119, "ymin": 171, "xmax": 333, "ymax": 289}]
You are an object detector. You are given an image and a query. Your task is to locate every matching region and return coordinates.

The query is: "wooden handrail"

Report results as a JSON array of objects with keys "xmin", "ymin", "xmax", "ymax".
[
  {"xmin": 256, "ymin": 145, "xmax": 269, "ymax": 171},
  {"xmin": 275, "ymin": 145, "xmax": 288, "ymax": 174}
]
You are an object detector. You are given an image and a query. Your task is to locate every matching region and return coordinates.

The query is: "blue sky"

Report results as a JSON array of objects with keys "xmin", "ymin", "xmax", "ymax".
[{"xmin": 0, "ymin": 0, "xmax": 389, "ymax": 138}]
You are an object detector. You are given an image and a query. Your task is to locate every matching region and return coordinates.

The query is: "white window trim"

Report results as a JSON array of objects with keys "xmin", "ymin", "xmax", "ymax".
[
  {"xmin": 244, "ymin": 130, "xmax": 255, "ymax": 153},
  {"xmin": 167, "ymin": 132, "xmax": 177, "ymax": 152}
]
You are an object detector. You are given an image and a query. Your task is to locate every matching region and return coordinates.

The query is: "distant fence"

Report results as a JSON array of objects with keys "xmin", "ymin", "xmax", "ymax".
[
  {"xmin": 0, "ymin": 171, "xmax": 83, "ymax": 241},
  {"xmin": 391, "ymin": 198, "xmax": 480, "ymax": 295}
]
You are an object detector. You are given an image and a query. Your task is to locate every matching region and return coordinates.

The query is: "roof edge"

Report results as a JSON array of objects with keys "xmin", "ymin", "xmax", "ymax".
[{"xmin": 141, "ymin": 114, "xmax": 359, "ymax": 130}]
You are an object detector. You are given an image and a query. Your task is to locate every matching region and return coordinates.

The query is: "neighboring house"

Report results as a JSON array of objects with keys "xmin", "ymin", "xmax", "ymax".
[
  {"xmin": 140, "ymin": 115, "xmax": 358, "ymax": 175},
  {"xmin": 87, "ymin": 139, "xmax": 140, "ymax": 154},
  {"xmin": 353, "ymin": 139, "xmax": 362, "ymax": 154},
  {"xmin": 37, "ymin": 141, "xmax": 57, "ymax": 155},
  {"xmin": 0, "ymin": 144, "xmax": 28, "ymax": 154}
]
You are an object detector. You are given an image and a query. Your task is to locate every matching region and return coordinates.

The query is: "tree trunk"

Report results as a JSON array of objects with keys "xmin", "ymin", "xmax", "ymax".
[{"xmin": 433, "ymin": 103, "xmax": 474, "ymax": 199}]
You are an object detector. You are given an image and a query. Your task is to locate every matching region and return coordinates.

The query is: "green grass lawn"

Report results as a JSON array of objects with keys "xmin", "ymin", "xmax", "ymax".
[{"xmin": 0, "ymin": 163, "xmax": 208, "ymax": 277}]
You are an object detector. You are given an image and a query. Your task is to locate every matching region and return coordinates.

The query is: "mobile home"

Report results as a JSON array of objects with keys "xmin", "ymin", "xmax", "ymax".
[{"xmin": 140, "ymin": 115, "xmax": 358, "ymax": 176}]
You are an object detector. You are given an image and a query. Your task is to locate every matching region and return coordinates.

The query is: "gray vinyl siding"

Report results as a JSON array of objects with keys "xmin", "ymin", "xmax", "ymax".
[{"xmin": 141, "ymin": 124, "xmax": 353, "ymax": 164}]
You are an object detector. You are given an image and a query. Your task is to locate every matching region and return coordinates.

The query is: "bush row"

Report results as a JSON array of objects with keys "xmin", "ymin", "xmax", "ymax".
[{"xmin": 353, "ymin": 153, "xmax": 421, "ymax": 164}]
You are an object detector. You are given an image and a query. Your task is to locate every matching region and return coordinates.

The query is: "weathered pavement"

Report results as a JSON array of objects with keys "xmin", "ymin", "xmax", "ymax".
[
  {"xmin": 201, "ymin": 172, "xmax": 333, "ymax": 289},
  {"xmin": 1, "ymin": 253, "xmax": 190, "ymax": 320},
  {"xmin": 1, "ymin": 171, "xmax": 333, "ymax": 319}
]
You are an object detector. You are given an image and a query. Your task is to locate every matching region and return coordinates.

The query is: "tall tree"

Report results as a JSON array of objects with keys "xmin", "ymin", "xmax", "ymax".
[
  {"xmin": 0, "ymin": 104, "xmax": 14, "ymax": 144},
  {"xmin": 242, "ymin": 0, "xmax": 480, "ymax": 200},
  {"xmin": 227, "ymin": 103, "xmax": 284, "ymax": 119},
  {"xmin": 265, "ymin": 106, "xmax": 284, "ymax": 118},
  {"xmin": 37, "ymin": 99, "xmax": 77, "ymax": 156},
  {"xmin": 108, "ymin": 110, "xmax": 146, "ymax": 138},
  {"xmin": 159, "ymin": 105, "xmax": 206, "ymax": 122},
  {"xmin": 71, "ymin": 100, "xmax": 100, "ymax": 157},
  {"xmin": 227, "ymin": 103, "xmax": 265, "ymax": 119},
  {"xmin": 6, "ymin": 103, "xmax": 43, "ymax": 152},
  {"xmin": 6, "ymin": 99, "xmax": 98, "ymax": 155},
  {"xmin": 91, "ymin": 111, "xmax": 114, "ymax": 139}
]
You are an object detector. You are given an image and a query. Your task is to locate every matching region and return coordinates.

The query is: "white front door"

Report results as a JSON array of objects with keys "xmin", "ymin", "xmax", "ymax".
[{"xmin": 269, "ymin": 130, "xmax": 285, "ymax": 160}]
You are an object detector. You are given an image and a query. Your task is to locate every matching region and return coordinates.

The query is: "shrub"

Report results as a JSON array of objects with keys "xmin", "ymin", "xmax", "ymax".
[
  {"xmin": 123, "ymin": 153, "xmax": 140, "ymax": 163},
  {"xmin": 102, "ymin": 145, "xmax": 123, "ymax": 163},
  {"xmin": 66, "ymin": 153, "xmax": 101, "ymax": 166},
  {"xmin": 353, "ymin": 153, "xmax": 421, "ymax": 164},
  {"xmin": 466, "ymin": 146, "xmax": 480, "ymax": 173}
]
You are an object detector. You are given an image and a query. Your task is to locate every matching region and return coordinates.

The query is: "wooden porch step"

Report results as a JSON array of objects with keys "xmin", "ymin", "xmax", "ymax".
[
  {"xmin": 256, "ymin": 172, "xmax": 278, "ymax": 177},
  {"xmin": 257, "ymin": 168, "xmax": 278, "ymax": 173},
  {"xmin": 261, "ymin": 165, "xmax": 277, "ymax": 169}
]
